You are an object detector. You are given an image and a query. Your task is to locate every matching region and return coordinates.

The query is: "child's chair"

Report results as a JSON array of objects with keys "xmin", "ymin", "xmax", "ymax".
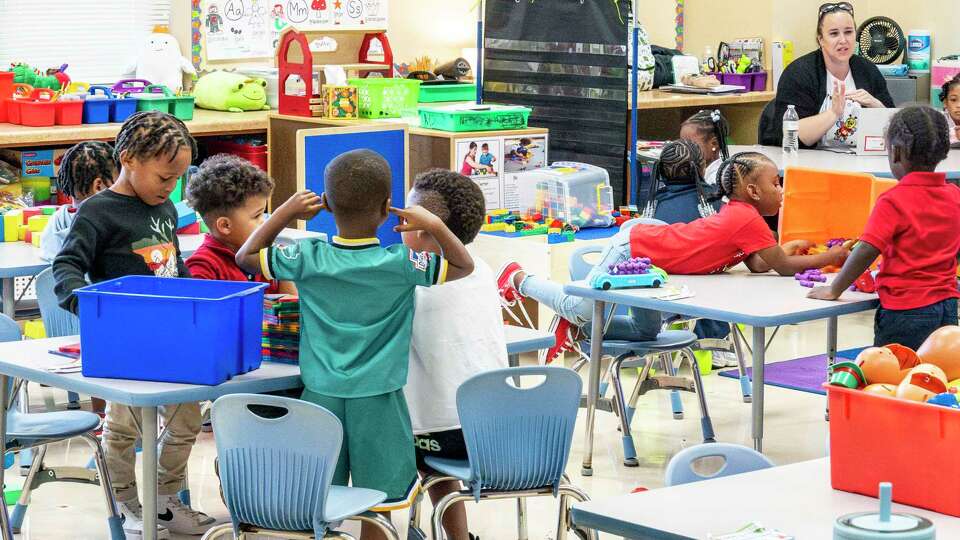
[
  {"xmin": 567, "ymin": 244, "xmax": 715, "ymax": 467},
  {"xmin": 35, "ymin": 268, "xmax": 82, "ymax": 410},
  {"xmin": 408, "ymin": 366, "xmax": 596, "ymax": 540},
  {"xmin": 0, "ymin": 313, "xmax": 124, "ymax": 539},
  {"xmin": 201, "ymin": 393, "xmax": 399, "ymax": 540},
  {"xmin": 664, "ymin": 442, "xmax": 774, "ymax": 486}
]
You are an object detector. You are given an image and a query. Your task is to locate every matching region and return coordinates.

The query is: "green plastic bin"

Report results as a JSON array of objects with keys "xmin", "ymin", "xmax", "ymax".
[
  {"xmin": 417, "ymin": 104, "xmax": 532, "ymax": 132},
  {"xmin": 170, "ymin": 95, "xmax": 195, "ymax": 121},
  {"xmin": 136, "ymin": 84, "xmax": 174, "ymax": 113},
  {"xmin": 348, "ymin": 78, "xmax": 421, "ymax": 118},
  {"xmin": 418, "ymin": 83, "xmax": 477, "ymax": 103}
]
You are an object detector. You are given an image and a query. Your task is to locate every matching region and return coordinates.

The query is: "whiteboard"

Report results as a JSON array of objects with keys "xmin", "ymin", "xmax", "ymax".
[{"xmin": 201, "ymin": 0, "xmax": 389, "ymax": 61}]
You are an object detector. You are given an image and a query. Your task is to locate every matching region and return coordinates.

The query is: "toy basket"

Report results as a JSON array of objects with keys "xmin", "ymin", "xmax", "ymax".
[
  {"xmin": 348, "ymin": 78, "xmax": 420, "ymax": 118},
  {"xmin": 418, "ymin": 104, "xmax": 532, "ymax": 132}
]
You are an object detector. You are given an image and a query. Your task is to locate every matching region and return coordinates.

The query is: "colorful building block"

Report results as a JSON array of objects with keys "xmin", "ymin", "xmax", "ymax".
[
  {"xmin": 174, "ymin": 201, "xmax": 198, "ymax": 229},
  {"xmin": 23, "ymin": 319, "xmax": 46, "ymax": 340},
  {"xmin": 481, "ymin": 222, "xmax": 506, "ymax": 232},
  {"xmin": 177, "ymin": 222, "xmax": 201, "ymax": 235},
  {"xmin": 27, "ymin": 214, "xmax": 49, "ymax": 233},
  {"xmin": 17, "ymin": 224, "xmax": 28, "ymax": 241},
  {"xmin": 2, "ymin": 212, "xmax": 19, "ymax": 242},
  {"xmin": 21, "ymin": 208, "xmax": 41, "ymax": 225},
  {"xmin": 30, "ymin": 231, "xmax": 42, "ymax": 247}
]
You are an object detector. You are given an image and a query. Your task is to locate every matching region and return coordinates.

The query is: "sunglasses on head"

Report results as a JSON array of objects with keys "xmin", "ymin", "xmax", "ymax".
[{"xmin": 818, "ymin": 2, "xmax": 854, "ymax": 17}]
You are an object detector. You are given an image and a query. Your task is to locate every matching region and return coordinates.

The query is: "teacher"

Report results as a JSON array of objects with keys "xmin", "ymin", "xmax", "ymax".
[{"xmin": 760, "ymin": 2, "xmax": 895, "ymax": 148}]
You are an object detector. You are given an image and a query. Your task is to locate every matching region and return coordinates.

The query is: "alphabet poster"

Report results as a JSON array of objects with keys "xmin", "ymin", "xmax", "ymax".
[{"xmin": 200, "ymin": 0, "xmax": 388, "ymax": 61}]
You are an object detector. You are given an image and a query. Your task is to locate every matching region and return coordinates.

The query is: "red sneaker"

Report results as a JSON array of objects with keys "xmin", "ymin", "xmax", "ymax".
[
  {"xmin": 540, "ymin": 315, "xmax": 580, "ymax": 364},
  {"xmin": 497, "ymin": 262, "xmax": 526, "ymax": 305}
]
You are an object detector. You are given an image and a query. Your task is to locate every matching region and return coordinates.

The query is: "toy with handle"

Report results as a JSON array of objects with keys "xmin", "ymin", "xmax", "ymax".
[
  {"xmin": 136, "ymin": 84, "xmax": 174, "ymax": 113},
  {"xmin": 5, "ymin": 83, "xmax": 35, "ymax": 125},
  {"xmin": 20, "ymin": 88, "xmax": 57, "ymax": 126},
  {"xmin": 0, "ymin": 71, "xmax": 11, "ymax": 123},
  {"xmin": 82, "ymin": 86, "xmax": 115, "ymax": 124},
  {"xmin": 111, "ymin": 78, "xmax": 152, "ymax": 96}
]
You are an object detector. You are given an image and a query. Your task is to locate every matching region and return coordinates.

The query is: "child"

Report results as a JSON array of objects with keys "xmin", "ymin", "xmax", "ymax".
[
  {"xmin": 184, "ymin": 153, "xmax": 293, "ymax": 294},
  {"xmin": 508, "ymin": 137, "xmax": 539, "ymax": 168},
  {"xmin": 640, "ymin": 139, "xmax": 720, "ymax": 224},
  {"xmin": 460, "ymin": 141, "xmax": 486, "ymax": 176},
  {"xmin": 402, "ymin": 169, "xmax": 504, "ymax": 540},
  {"xmin": 809, "ymin": 106, "xmax": 960, "ymax": 350},
  {"xmin": 39, "ymin": 141, "xmax": 118, "ymax": 261},
  {"xmin": 235, "ymin": 149, "xmax": 474, "ymax": 540},
  {"xmin": 679, "ymin": 109, "xmax": 730, "ymax": 185},
  {"xmin": 499, "ymin": 152, "xmax": 849, "ymax": 362},
  {"xmin": 941, "ymin": 74, "xmax": 960, "ymax": 147},
  {"xmin": 478, "ymin": 142, "xmax": 497, "ymax": 175},
  {"xmin": 52, "ymin": 111, "xmax": 214, "ymax": 538}
]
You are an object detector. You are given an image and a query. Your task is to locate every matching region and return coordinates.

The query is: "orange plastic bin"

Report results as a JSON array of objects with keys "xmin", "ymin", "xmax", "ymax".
[{"xmin": 828, "ymin": 384, "xmax": 960, "ymax": 516}]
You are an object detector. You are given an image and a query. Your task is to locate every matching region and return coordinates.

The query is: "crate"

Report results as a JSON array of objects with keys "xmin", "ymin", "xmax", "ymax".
[
  {"xmin": 418, "ymin": 82, "xmax": 476, "ymax": 103},
  {"xmin": 828, "ymin": 384, "xmax": 960, "ymax": 516},
  {"xmin": 82, "ymin": 86, "xmax": 114, "ymax": 124},
  {"xmin": 111, "ymin": 97, "xmax": 138, "ymax": 123},
  {"xmin": 136, "ymin": 85, "xmax": 174, "ymax": 114},
  {"xmin": 205, "ymin": 138, "xmax": 268, "ymax": 171},
  {"xmin": 55, "ymin": 99, "xmax": 83, "ymax": 126},
  {"xmin": 75, "ymin": 277, "xmax": 267, "ymax": 385},
  {"xmin": 516, "ymin": 162, "xmax": 615, "ymax": 228},
  {"xmin": 418, "ymin": 104, "xmax": 531, "ymax": 132},
  {"xmin": 348, "ymin": 78, "xmax": 420, "ymax": 118}
]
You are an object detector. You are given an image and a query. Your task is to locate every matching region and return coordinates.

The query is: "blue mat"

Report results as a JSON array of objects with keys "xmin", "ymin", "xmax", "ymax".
[{"xmin": 717, "ymin": 347, "xmax": 867, "ymax": 395}]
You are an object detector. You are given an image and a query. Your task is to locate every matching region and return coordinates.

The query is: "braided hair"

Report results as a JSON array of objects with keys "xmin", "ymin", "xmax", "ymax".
[
  {"xmin": 641, "ymin": 139, "xmax": 716, "ymax": 219},
  {"xmin": 715, "ymin": 152, "xmax": 774, "ymax": 200},
  {"xmin": 56, "ymin": 141, "xmax": 118, "ymax": 200},
  {"xmin": 113, "ymin": 111, "xmax": 198, "ymax": 166},
  {"xmin": 681, "ymin": 109, "xmax": 730, "ymax": 161},
  {"xmin": 885, "ymin": 105, "xmax": 950, "ymax": 170},
  {"xmin": 939, "ymin": 73, "xmax": 960, "ymax": 105}
]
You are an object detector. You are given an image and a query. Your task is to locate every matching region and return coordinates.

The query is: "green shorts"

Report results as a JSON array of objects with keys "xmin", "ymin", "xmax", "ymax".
[{"xmin": 301, "ymin": 388, "xmax": 420, "ymax": 511}]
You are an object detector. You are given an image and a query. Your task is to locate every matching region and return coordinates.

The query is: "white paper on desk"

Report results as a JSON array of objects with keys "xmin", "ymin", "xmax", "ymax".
[
  {"xmin": 49, "ymin": 364, "xmax": 82, "ymax": 374},
  {"xmin": 323, "ymin": 66, "xmax": 348, "ymax": 86},
  {"xmin": 618, "ymin": 284, "xmax": 693, "ymax": 301}
]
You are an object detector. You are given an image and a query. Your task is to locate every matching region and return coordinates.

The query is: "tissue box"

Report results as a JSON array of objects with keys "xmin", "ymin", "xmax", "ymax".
[{"xmin": 323, "ymin": 85, "xmax": 358, "ymax": 119}]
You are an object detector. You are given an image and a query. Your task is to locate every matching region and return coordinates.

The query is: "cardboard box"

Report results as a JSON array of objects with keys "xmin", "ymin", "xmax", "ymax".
[
  {"xmin": 0, "ymin": 148, "xmax": 66, "ymax": 178},
  {"xmin": 322, "ymin": 85, "xmax": 358, "ymax": 119}
]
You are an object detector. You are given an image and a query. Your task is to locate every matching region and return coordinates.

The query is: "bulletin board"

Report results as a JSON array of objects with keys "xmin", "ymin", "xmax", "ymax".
[
  {"xmin": 298, "ymin": 124, "xmax": 408, "ymax": 245},
  {"xmin": 197, "ymin": 0, "xmax": 389, "ymax": 64}
]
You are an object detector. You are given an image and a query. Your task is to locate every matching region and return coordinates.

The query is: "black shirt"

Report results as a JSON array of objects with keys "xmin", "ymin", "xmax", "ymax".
[
  {"xmin": 53, "ymin": 189, "xmax": 190, "ymax": 314},
  {"xmin": 759, "ymin": 50, "xmax": 895, "ymax": 147}
]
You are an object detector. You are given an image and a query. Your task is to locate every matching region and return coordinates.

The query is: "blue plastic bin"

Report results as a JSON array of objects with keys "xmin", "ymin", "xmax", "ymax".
[
  {"xmin": 75, "ymin": 276, "xmax": 267, "ymax": 385},
  {"xmin": 110, "ymin": 97, "xmax": 138, "ymax": 123},
  {"xmin": 82, "ymin": 86, "xmax": 113, "ymax": 124}
]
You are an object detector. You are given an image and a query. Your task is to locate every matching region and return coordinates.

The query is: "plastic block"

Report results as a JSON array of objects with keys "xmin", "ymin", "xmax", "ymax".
[
  {"xmin": 177, "ymin": 222, "xmax": 201, "ymax": 235},
  {"xmin": 481, "ymin": 222, "xmax": 506, "ymax": 232},
  {"xmin": 21, "ymin": 208, "xmax": 40, "ymax": 225},
  {"xmin": 17, "ymin": 225, "xmax": 27, "ymax": 241},
  {"xmin": 2, "ymin": 212, "xmax": 19, "ymax": 242},
  {"xmin": 27, "ymin": 214, "xmax": 49, "ymax": 232},
  {"xmin": 174, "ymin": 201, "xmax": 197, "ymax": 229},
  {"xmin": 23, "ymin": 320, "xmax": 45, "ymax": 340},
  {"xmin": 30, "ymin": 231, "xmax": 41, "ymax": 247}
]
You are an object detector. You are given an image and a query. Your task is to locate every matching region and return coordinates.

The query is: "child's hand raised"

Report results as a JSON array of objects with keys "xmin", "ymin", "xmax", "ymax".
[
  {"xmin": 807, "ymin": 285, "xmax": 841, "ymax": 301},
  {"xmin": 390, "ymin": 205, "xmax": 443, "ymax": 233},
  {"xmin": 281, "ymin": 190, "xmax": 325, "ymax": 221}
]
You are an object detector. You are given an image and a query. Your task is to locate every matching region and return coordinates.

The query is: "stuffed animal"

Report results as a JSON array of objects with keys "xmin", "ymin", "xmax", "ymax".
[
  {"xmin": 123, "ymin": 27, "xmax": 196, "ymax": 94},
  {"xmin": 193, "ymin": 71, "xmax": 270, "ymax": 113}
]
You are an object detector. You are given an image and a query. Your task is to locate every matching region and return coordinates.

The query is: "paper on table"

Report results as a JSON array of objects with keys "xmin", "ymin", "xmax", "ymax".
[
  {"xmin": 614, "ymin": 284, "xmax": 693, "ymax": 301},
  {"xmin": 709, "ymin": 522, "xmax": 794, "ymax": 539}
]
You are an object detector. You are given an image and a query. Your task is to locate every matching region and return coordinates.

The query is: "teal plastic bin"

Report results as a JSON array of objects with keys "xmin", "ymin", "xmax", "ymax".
[{"xmin": 418, "ymin": 83, "xmax": 477, "ymax": 103}]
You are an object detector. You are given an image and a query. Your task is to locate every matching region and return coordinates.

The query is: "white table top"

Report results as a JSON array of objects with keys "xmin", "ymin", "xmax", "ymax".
[
  {"xmin": 730, "ymin": 144, "xmax": 960, "ymax": 179},
  {"xmin": 571, "ymin": 458, "xmax": 960, "ymax": 539},
  {"xmin": 563, "ymin": 266, "xmax": 879, "ymax": 327}
]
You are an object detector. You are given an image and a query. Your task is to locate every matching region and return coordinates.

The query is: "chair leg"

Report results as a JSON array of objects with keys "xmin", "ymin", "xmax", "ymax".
[
  {"xmin": 555, "ymin": 494, "xmax": 569, "ymax": 540},
  {"xmin": 199, "ymin": 523, "xmax": 235, "ymax": 540},
  {"xmin": 81, "ymin": 433, "xmax": 124, "ymax": 540},
  {"xmin": 18, "ymin": 383, "xmax": 32, "ymax": 476},
  {"xmin": 624, "ymin": 357, "xmax": 655, "ymax": 426},
  {"xmin": 609, "ymin": 354, "xmax": 638, "ymax": 467},
  {"xmin": 660, "ymin": 353, "xmax": 684, "ymax": 419},
  {"xmin": 517, "ymin": 498, "xmax": 529, "ymax": 540},
  {"xmin": 407, "ymin": 475, "xmax": 455, "ymax": 538},
  {"xmin": 66, "ymin": 391, "xmax": 81, "ymax": 410},
  {"xmin": 352, "ymin": 510, "xmax": 400, "ymax": 540},
  {"xmin": 683, "ymin": 348, "xmax": 716, "ymax": 443},
  {"xmin": 11, "ymin": 443, "xmax": 47, "ymax": 532},
  {"xmin": 557, "ymin": 484, "xmax": 598, "ymax": 540},
  {"xmin": 730, "ymin": 323, "xmax": 752, "ymax": 403},
  {"xmin": 430, "ymin": 490, "xmax": 474, "ymax": 540}
]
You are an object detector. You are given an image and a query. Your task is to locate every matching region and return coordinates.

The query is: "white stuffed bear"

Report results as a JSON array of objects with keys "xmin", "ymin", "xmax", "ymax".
[{"xmin": 123, "ymin": 27, "xmax": 196, "ymax": 93}]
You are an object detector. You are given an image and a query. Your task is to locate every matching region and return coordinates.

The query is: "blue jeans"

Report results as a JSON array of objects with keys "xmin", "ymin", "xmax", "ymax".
[
  {"xmin": 518, "ymin": 230, "xmax": 662, "ymax": 341},
  {"xmin": 874, "ymin": 298, "xmax": 958, "ymax": 350}
]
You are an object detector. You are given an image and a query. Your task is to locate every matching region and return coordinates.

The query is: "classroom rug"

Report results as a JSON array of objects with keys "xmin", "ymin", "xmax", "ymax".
[{"xmin": 717, "ymin": 347, "xmax": 867, "ymax": 395}]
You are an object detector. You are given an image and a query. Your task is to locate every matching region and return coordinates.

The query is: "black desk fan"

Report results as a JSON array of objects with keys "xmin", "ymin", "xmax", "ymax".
[{"xmin": 857, "ymin": 16, "xmax": 906, "ymax": 64}]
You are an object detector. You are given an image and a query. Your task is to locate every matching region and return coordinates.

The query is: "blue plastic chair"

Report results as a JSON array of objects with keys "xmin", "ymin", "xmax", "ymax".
[
  {"xmin": 0, "ymin": 313, "xmax": 123, "ymax": 539},
  {"xmin": 35, "ymin": 268, "xmax": 82, "ymax": 410},
  {"xmin": 409, "ymin": 367, "xmax": 595, "ymax": 540},
  {"xmin": 567, "ymin": 245, "xmax": 715, "ymax": 467},
  {"xmin": 202, "ymin": 394, "xmax": 399, "ymax": 540},
  {"xmin": 664, "ymin": 443, "xmax": 774, "ymax": 486}
]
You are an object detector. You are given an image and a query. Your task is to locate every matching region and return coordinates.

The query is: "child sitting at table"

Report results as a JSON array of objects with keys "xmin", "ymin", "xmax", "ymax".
[
  {"xmin": 52, "ymin": 111, "xmax": 214, "ymax": 538},
  {"xmin": 184, "ymin": 153, "xmax": 294, "ymax": 294},
  {"xmin": 808, "ymin": 105, "xmax": 960, "ymax": 349},
  {"xmin": 236, "ymin": 149, "xmax": 474, "ymax": 540},
  {"xmin": 679, "ymin": 109, "xmax": 730, "ymax": 185},
  {"xmin": 40, "ymin": 141, "xmax": 118, "ymax": 261},
  {"xmin": 402, "ymin": 169, "xmax": 505, "ymax": 540},
  {"xmin": 940, "ymin": 74, "xmax": 960, "ymax": 147},
  {"xmin": 499, "ymin": 151, "xmax": 849, "ymax": 362}
]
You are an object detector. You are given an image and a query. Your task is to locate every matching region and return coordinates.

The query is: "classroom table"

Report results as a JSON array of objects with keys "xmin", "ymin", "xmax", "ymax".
[
  {"xmin": 563, "ymin": 267, "xmax": 879, "ymax": 474},
  {"xmin": 0, "ymin": 326, "xmax": 553, "ymax": 540},
  {"xmin": 0, "ymin": 229, "xmax": 323, "ymax": 319},
  {"xmin": 729, "ymin": 144, "xmax": 960, "ymax": 179},
  {"xmin": 570, "ymin": 458, "xmax": 960, "ymax": 539}
]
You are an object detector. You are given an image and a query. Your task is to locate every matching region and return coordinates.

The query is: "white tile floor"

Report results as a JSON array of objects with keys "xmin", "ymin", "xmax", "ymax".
[{"xmin": 8, "ymin": 312, "xmax": 876, "ymax": 539}]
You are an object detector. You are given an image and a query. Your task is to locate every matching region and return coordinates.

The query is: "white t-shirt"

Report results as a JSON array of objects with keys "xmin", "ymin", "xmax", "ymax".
[
  {"xmin": 704, "ymin": 159, "xmax": 721, "ymax": 186},
  {"xmin": 819, "ymin": 69, "xmax": 861, "ymax": 148},
  {"xmin": 405, "ymin": 248, "xmax": 508, "ymax": 434}
]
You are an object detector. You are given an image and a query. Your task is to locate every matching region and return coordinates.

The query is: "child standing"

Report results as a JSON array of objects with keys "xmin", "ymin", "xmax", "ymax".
[
  {"xmin": 499, "ymin": 152, "xmax": 848, "ymax": 362},
  {"xmin": 402, "ymin": 169, "xmax": 505, "ymax": 540},
  {"xmin": 184, "ymin": 153, "xmax": 292, "ymax": 294},
  {"xmin": 478, "ymin": 142, "xmax": 497, "ymax": 175},
  {"xmin": 941, "ymin": 74, "xmax": 960, "ymax": 147},
  {"xmin": 40, "ymin": 141, "xmax": 118, "ymax": 261},
  {"xmin": 236, "ymin": 149, "xmax": 474, "ymax": 540},
  {"xmin": 679, "ymin": 109, "xmax": 730, "ymax": 185},
  {"xmin": 52, "ymin": 111, "xmax": 214, "ymax": 538},
  {"xmin": 809, "ymin": 106, "xmax": 960, "ymax": 349}
]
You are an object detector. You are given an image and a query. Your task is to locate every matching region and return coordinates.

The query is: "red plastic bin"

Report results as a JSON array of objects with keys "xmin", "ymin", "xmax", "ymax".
[
  {"xmin": 55, "ymin": 99, "xmax": 83, "ymax": 125},
  {"xmin": 20, "ymin": 88, "xmax": 57, "ymax": 127},
  {"xmin": 0, "ymin": 72, "xmax": 12, "ymax": 123},
  {"xmin": 205, "ymin": 138, "xmax": 268, "ymax": 171},
  {"xmin": 828, "ymin": 384, "xmax": 960, "ymax": 516}
]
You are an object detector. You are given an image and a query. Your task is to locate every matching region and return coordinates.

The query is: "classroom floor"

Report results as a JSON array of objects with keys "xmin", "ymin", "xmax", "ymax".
[{"xmin": 8, "ymin": 311, "xmax": 875, "ymax": 539}]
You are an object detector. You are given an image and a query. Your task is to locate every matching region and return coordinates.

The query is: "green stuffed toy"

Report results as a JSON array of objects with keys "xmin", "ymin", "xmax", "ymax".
[{"xmin": 193, "ymin": 71, "xmax": 270, "ymax": 113}]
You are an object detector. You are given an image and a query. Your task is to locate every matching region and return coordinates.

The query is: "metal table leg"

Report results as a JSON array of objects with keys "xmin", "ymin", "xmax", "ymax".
[
  {"xmin": 751, "ymin": 327, "xmax": 766, "ymax": 453},
  {"xmin": 0, "ymin": 375, "xmax": 13, "ymax": 540},
  {"xmin": 825, "ymin": 316, "xmax": 838, "ymax": 421},
  {"xmin": 1, "ymin": 279, "xmax": 14, "ymax": 320},
  {"xmin": 141, "ymin": 406, "xmax": 159, "ymax": 540},
  {"xmin": 580, "ymin": 300, "xmax": 605, "ymax": 477}
]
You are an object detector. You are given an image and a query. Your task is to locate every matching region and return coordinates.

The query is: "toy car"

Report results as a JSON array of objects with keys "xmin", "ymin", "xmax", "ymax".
[{"xmin": 590, "ymin": 266, "xmax": 668, "ymax": 290}]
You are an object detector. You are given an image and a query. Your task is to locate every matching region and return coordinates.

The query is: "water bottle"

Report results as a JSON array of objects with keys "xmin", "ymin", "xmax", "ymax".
[{"xmin": 782, "ymin": 105, "xmax": 799, "ymax": 155}]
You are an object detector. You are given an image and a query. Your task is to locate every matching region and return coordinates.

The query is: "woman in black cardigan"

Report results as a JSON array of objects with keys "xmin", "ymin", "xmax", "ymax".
[{"xmin": 760, "ymin": 2, "xmax": 894, "ymax": 148}]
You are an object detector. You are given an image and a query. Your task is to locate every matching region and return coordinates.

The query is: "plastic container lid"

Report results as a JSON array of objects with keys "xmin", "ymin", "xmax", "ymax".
[{"xmin": 834, "ymin": 484, "xmax": 935, "ymax": 540}]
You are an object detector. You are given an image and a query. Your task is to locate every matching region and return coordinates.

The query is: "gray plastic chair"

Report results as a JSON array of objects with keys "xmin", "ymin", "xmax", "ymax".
[{"xmin": 665, "ymin": 443, "xmax": 774, "ymax": 486}]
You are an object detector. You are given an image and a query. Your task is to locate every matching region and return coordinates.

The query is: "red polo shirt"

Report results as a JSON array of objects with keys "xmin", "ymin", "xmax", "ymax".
[
  {"xmin": 860, "ymin": 172, "xmax": 960, "ymax": 310},
  {"xmin": 185, "ymin": 234, "xmax": 280, "ymax": 293},
  {"xmin": 629, "ymin": 200, "xmax": 777, "ymax": 274}
]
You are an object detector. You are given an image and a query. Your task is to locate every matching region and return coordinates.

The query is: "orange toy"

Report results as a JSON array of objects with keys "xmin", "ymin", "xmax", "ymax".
[
  {"xmin": 863, "ymin": 383, "xmax": 897, "ymax": 396},
  {"xmin": 856, "ymin": 347, "xmax": 901, "ymax": 385},
  {"xmin": 917, "ymin": 326, "xmax": 960, "ymax": 381},
  {"xmin": 896, "ymin": 364, "xmax": 948, "ymax": 402}
]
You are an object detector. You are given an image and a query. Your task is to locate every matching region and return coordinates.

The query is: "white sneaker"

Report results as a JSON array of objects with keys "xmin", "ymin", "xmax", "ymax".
[
  {"xmin": 711, "ymin": 351, "xmax": 740, "ymax": 369},
  {"xmin": 119, "ymin": 500, "xmax": 171, "ymax": 540},
  {"xmin": 157, "ymin": 494, "xmax": 217, "ymax": 535}
]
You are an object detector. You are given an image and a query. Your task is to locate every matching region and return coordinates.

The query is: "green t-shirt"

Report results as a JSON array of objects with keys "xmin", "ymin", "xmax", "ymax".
[{"xmin": 263, "ymin": 236, "xmax": 447, "ymax": 397}]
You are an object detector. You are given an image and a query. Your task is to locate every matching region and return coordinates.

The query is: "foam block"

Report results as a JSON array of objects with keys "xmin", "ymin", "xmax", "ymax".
[
  {"xmin": 30, "ymin": 231, "xmax": 42, "ymax": 247},
  {"xmin": 21, "ymin": 208, "xmax": 41, "ymax": 225},
  {"xmin": 17, "ymin": 224, "xmax": 28, "ymax": 241},
  {"xmin": 27, "ymin": 215, "xmax": 49, "ymax": 232},
  {"xmin": 177, "ymin": 222, "xmax": 201, "ymax": 235},
  {"xmin": 174, "ymin": 201, "xmax": 197, "ymax": 229},
  {"xmin": 3, "ymin": 212, "xmax": 21, "ymax": 241}
]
